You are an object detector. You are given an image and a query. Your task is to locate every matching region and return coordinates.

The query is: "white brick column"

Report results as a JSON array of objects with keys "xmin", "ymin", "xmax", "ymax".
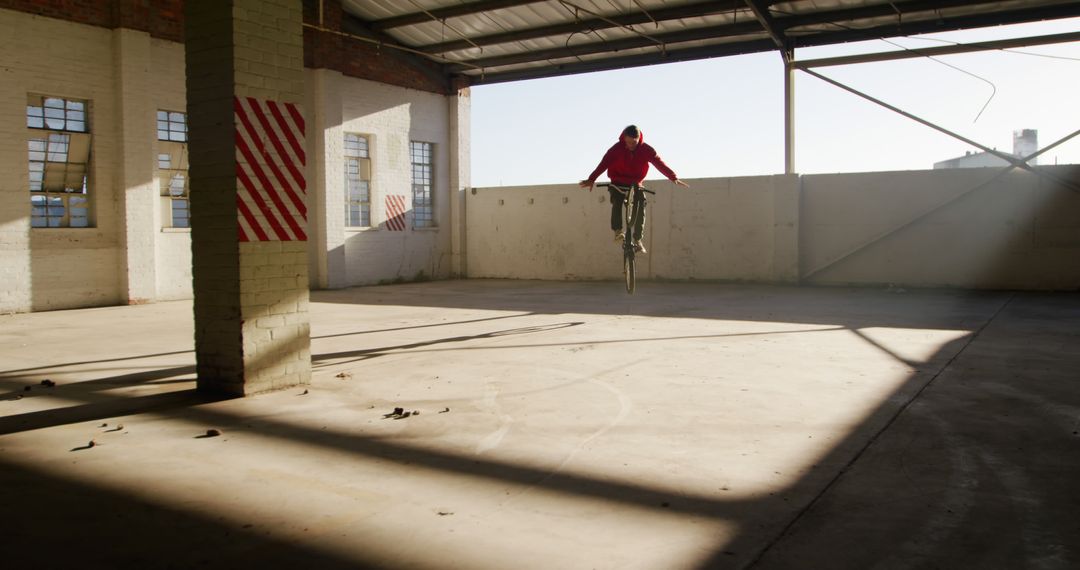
[
  {"xmin": 449, "ymin": 86, "xmax": 471, "ymax": 277},
  {"xmin": 0, "ymin": 15, "xmax": 30, "ymax": 313},
  {"xmin": 306, "ymin": 68, "xmax": 346, "ymax": 289},
  {"xmin": 185, "ymin": 0, "xmax": 310, "ymax": 395},
  {"xmin": 114, "ymin": 27, "xmax": 157, "ymax": 304}
]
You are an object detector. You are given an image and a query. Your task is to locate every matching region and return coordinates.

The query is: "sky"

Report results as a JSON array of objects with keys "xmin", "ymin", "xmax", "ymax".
[{"xmin": 470, "ymin": 17, "xmax": 1080, "ymax": 187}]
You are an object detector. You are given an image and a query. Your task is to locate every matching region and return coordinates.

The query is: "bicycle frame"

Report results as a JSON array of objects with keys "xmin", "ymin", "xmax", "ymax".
[{"xmin": 599, "ymin": 183, "xmax": 654, "ymax": 294}]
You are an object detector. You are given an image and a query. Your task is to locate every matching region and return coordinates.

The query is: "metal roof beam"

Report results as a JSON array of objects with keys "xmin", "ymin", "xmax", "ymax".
[
  {"xmin": 468, "ymin": 38, "xmax": 778, "ymax": 84},
  {"xmin": 786, "ymin": 2, "xmax": 1080, "ymax": 48},
  {"xmin": 744, "ymin": 0, "xmax": 789, "ymax": 53},
  {"xmin": 447, "ymin": 21, "xmax": 764, "ymax": 72},
  {"xmin": 773, "ymin": 0, "xmax": 1059, "ymax": 32},
  {"xmin": 794, "ymin": 30, "xmax": 1080, "ymax": 68},
  {"xmin": 416, "ymin": 1, "xmax": 737, "ymax": 54},
  {"xmin": 369, "ymin": 0, "xmax": 547, "ymax": 31}
]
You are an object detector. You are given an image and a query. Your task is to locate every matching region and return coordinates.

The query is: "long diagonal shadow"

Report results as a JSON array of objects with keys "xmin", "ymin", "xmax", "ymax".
[
  {"xmin": 0, "ymin": 293, "xmax": 1029, "ymax": 569},
  {"xmin": 0, "ymin": 457, "xmax": 378, "ymax": 570},
  {"xmin": 0, "ymin": 312, "xmax": 536, "ymax": 380}
]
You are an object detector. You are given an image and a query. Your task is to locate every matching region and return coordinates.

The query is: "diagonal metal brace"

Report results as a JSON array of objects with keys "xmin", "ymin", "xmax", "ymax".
[
  {"xmin": 801, "ymin": 67, "xmax": 1080, "ymax": 193},
  {"xmin": 802, "ymin": 126, "xmax": 1080, "ymax": 280}
]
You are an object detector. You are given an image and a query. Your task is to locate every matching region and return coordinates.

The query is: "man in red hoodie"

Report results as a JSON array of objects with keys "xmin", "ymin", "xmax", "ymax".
[{"xmin": 579, "ymin": 125, "xmax": 689, "ymax": 254}]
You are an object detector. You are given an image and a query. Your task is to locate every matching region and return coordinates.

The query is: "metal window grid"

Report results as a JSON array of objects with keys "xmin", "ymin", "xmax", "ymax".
[
  {"xmin": 157, "ymin": 110, "xmax": 187, "ymax": 142},
  {"xmin": 410, "ymin": 141, "xmax": 433, "ymax": 228}
]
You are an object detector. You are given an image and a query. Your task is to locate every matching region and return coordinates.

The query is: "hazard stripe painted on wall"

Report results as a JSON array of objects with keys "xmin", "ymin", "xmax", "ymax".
[{"xmin": 234, "ymin": 96, "xmax": 307, "ymax": 242}]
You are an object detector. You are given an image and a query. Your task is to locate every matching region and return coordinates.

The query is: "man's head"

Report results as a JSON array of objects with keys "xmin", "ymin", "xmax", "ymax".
[{"xmin": 621, "ymin": 125, "xmax": 640, "ymax": 150}]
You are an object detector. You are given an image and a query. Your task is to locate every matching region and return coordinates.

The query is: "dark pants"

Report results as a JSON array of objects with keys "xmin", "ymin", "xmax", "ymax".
[{"xmin": 608, "ymin": 185, "xmax": 647, "ymax": 241}]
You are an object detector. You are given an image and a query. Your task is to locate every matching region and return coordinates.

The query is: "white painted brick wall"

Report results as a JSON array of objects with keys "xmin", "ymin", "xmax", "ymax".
[
  {"xmin": 151, "ymin": 38, "xmax": 195, "ymax": 300},
  {"xmin": 336, "ymin": 75, "xmax": 454, "ymax": 285},
  {"xmin": 0, "ymin": 9, "xmax": 124, "ymax": 312},
  {"xmin": 115, "ymin": 27, "xmax": 158, "ymax": 304},
  {"xmin": 0, "ymin": 11, "xmax": 31, "ymax": 313}
]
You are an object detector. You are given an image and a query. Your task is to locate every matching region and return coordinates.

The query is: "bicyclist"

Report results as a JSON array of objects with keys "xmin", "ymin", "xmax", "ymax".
[{"xmin": 579, "ymin": 125, "xmax": 689, "ymax": 254}]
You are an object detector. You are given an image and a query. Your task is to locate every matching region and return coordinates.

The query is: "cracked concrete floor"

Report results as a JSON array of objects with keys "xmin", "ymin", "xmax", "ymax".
[{"xmin": 1, "ymin": 281, "xmax": 1077, "ymax": 569}]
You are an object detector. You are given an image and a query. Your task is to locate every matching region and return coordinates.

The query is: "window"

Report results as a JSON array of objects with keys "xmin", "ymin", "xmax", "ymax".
[
  {"xmin": 28, "ymin": 96, "xmax": 91, "ymax": 228},
  {"xmin": 344, "ymin": 133, "xmax": 371, "ymax": 227},
  {"xmin": 157, "ymin": 110, "xmax": 187, "ymax": 142},
  {"xmin": 157, "ymin": 140, "xmax": 190, "ymax": 228},
  {"xmin": 157, "ymin": 110, "xmax": 189, "ymax": 227},
  {"xmin": 410, "ymin": 141, "xmax": 434, "ymax": 228},
  {"xmin": 27, "ymin": 96, "xmax": 86, "ymax": 132}
]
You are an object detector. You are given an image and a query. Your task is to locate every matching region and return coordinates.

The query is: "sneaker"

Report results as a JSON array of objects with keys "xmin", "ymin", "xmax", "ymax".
[
  {"xmin": 614, "ymin": 230, "xmax": 625, "ymax": 243},
  {"xmin": 633, "ymin": 240, "xmax": 647, "ymax": 254}
]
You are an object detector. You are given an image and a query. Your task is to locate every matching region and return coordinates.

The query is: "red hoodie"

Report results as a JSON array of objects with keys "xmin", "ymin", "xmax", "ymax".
[{"xmin": 586, "ymin": 129, "xmax": 678, "ymax": 186}]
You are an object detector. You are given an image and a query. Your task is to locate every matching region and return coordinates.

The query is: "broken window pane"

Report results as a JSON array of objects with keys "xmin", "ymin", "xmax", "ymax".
[
  {"xmin": 28, "ymin": 96, "xmax": 86, "ymax": 132},
  {"xmin": 46, "ymin": 134, "xmax": 70, "ymax": 162},
  {"xmin": 168, "ymin": 174, "xmax": 186, "ymax": 196},
  {"xmin": 69, "ymin": 196, "xmax": 88, "ymax": 227}
]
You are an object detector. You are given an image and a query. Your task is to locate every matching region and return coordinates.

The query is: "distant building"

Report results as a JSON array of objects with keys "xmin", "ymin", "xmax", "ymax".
[{"xmin": 934, "ymin": 129, "xmax": 1038, "ymax": 169}]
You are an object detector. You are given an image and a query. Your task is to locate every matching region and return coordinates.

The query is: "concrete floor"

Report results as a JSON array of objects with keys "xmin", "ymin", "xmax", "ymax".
[{"xmin": 1, "ymin": 280, "xmax": 1077, "ymax": 569}]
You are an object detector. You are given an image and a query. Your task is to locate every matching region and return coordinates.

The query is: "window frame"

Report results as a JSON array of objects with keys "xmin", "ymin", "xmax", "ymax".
[
  {"xmin": 409, "ymin": 141, "xmax": 435, "ymax": 229},
  {"xmin": 157, "ymin": 110, "xmax": 188, "ymax": 142},
  {"xmin": 344, "ymin": 132, "xmax": 373, "ymax": 229},
  {"xmin": 157, "ymin": 138, "xmax": 190, "ymax": 229},
  {"xmin": 27, "ymin": 95, "xmax": 92, "ymax": 229}
]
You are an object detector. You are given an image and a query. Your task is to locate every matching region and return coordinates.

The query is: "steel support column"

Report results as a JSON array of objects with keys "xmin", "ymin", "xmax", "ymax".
[{"xmin": 784, "ymin": 52, "xmax": 795, "ymax": 174}]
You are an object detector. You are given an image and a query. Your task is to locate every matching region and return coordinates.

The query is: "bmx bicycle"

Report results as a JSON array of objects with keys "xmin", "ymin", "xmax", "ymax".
[{"xmin": 599, "ymin": 182, "xmax": 654, "ymax": 294}]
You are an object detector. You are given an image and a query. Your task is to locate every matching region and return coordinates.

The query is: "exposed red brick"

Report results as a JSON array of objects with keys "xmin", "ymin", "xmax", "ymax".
[{"xmin": 0, "ymin": 0, "xmax": 459, "ymax": 93}]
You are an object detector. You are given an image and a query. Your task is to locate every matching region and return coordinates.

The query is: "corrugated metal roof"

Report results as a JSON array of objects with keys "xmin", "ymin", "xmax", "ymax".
[{"xmin": 336, "ymin": 0, "xmax": 1080, "ymax": 84}]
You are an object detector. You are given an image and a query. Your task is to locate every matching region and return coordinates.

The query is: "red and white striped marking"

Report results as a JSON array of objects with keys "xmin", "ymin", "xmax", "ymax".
[
  {"xmin": 385, "ymin": 195, "xmax": 407, "ymax": 231},
  {"xmin": 234, "ymin": 96, "xmax": 307, "ymax": 242}
]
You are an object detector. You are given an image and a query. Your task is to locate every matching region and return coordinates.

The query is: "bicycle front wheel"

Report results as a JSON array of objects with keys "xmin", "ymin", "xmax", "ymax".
[{"xmin": 624, "ymin": 248, "xmax": 636, "ymax": 294}]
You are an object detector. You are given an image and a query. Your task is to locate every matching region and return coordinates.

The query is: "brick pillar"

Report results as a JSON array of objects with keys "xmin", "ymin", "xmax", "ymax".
[
  {"xmin": 185, "ymin": 0, "xmax": 311, "ymax": 396},
  {"xmin": 449, "ymin": 86, "xmax": 471, "ymax": 277},
  {"xmin": 114, "ymin": 27, "xmax": 157, "ymax": 304}
]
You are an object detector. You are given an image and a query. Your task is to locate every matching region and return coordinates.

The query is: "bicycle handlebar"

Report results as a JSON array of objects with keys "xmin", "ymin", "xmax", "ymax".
[{"xmin": 596, "ymin": 182, "xmax": 656, "ymax": 194}]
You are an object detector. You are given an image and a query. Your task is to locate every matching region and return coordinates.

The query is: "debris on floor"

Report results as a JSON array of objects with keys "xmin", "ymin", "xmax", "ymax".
[
  {"xmin": 335, "ymin": 371, "xmax": 353, "ymax": 380},
  {"xmin": 439, "ymin": 407, "xmax": 451, "ymax": 413},
  {"xmin": 40, "ymin": 379, "xmax": 56, "ymax": 388},
  {"xmin": 300, "ymin": 389, "xmax": 309, "ymax": 395},
  {"xmin": 203, "ymin": 429, "xmax": 222, "ymax": 437},
  {"xmin": 383, "ymin": 407, "xmax": 422, "ymax": 419},
  {"xmin": 71, "ymin": 440, "xmax": 96, "ymax": 451}
]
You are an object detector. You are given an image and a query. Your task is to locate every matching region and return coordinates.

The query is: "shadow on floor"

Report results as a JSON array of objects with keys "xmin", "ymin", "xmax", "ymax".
[
  {"xmin": 0, "ymin": 457, "xmax": 377, "ymax": 570},
  {"xmin": 2, "ymin": 287, "xmax": 1078, "ymax": 568}
]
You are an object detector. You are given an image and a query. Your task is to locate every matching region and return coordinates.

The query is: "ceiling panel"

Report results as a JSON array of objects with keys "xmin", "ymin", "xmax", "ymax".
[{"xmin": 333, "ymin": 0, "xmax": 1080, "ymax": 84}]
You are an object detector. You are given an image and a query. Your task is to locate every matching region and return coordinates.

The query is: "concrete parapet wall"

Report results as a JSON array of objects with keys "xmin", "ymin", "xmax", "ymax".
[
  {"xmin": 801, "ymin": 166, "xmax": 1080, "ymax": 289},
  {"xmin": 466, "ymin": 175, "xmax": 800, "ymax": 283},
  {"xmin": 467, "ymin": 167, "xmax": 1080, "ymax": 290}
]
